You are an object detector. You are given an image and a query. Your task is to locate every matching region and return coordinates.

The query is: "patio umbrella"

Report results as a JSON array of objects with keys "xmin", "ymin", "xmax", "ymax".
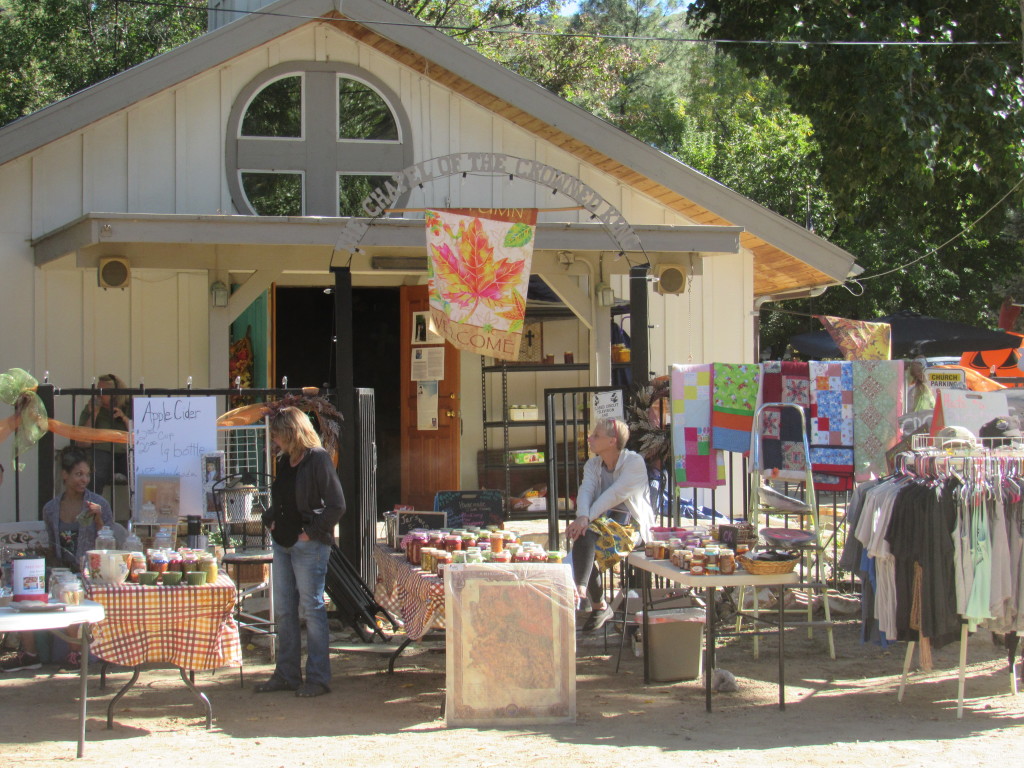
[{"xmin": 789, "ymin": 310, "xmax": 1023, "ymax": 359}]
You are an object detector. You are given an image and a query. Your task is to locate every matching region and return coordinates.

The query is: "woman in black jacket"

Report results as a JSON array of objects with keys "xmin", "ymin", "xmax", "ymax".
[{"xmin": 255, "ymin": 407, "xmax": 345, "ymax": 697}]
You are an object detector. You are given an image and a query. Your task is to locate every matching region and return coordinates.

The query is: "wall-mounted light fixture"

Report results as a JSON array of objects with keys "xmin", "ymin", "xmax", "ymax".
[{"xmin": 210, "ymin": 280, "xmax": 229, "ymax": 308}]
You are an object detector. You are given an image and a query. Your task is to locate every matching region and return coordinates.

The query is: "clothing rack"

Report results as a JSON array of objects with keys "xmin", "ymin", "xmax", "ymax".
[{"xmin": 881, "ymin": 444, "xmax": 1024, "ymax": 717}]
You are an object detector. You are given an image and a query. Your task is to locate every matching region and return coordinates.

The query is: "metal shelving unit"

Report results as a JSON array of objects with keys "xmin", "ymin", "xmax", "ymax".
[{"xmin": 480, "ymin": 359, "xmax": 589, "ymax": 508}]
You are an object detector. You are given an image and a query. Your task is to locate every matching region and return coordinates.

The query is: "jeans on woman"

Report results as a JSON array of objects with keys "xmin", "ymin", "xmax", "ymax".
[
  {"xmin": 571, "ymin": 510, "xmax": 630, "ymax": 605},
  {"xmin": 271, "ymin": 538, "xmax": 332, "ymax": 689}
]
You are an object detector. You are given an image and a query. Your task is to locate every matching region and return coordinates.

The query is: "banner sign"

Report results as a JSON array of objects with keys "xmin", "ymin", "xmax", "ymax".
[{"xmin": 427, "ymin": 208, "xmax": 537, "ymax": 361}]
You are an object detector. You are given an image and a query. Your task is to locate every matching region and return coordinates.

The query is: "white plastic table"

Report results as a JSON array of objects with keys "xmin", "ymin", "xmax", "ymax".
[
  {"xmin": 627, "ymin": 553, "xmax": 797, "ymax": 712},
  {"xmin": 0, "ymin": 600, "xmax": 105, "ymax": 757}
]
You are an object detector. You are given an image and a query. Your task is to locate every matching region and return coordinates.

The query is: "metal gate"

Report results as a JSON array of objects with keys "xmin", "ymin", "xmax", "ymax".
[
  {"xmin": 542, "ymin": 386, "xmax": 625, "ymax": 550},
  {"xmin": 354, "ymin": 388, "xmax": 378, "ymax": 585}
]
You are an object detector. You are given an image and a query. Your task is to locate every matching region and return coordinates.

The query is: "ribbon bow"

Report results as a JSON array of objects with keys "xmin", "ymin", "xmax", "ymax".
[{"xmin": 0, "ymin": 368, "xmax": 48, "ymax": 468}]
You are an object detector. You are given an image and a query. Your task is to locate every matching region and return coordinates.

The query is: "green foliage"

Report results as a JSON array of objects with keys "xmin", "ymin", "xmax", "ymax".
[
  {"xmin": 687, "ymin": 1, "xmax": 1024, "ymax": 353},
  {"xmin": 0, "ymin": 0, "xmax": 207, "ymax": 126}
]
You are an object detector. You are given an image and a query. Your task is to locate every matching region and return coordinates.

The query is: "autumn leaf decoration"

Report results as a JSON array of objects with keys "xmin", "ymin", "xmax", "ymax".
[{"xmin": 429, "ymin": 217, "xmax": 528, "ymax": 322}]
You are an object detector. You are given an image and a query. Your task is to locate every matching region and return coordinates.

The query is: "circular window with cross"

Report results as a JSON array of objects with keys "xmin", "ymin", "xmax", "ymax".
[{"xmin": 225, "ymin": 62, "xmax": 414, "ymax": 217}]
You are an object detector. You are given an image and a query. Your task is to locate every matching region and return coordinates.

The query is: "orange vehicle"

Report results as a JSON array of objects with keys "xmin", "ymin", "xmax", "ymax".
[{"xmin": 958, "ymin": 332, "xmax": 1024, "ymax": 386}]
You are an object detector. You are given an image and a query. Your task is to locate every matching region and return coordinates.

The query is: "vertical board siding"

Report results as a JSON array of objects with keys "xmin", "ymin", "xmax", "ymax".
[
  {"xmin": 176, "ymin": 75, "xmax": 225, "ymax": 214},
  {"xmin": 83, "ymin": 114, "xmax": 129, "ymax": 214},
  {"xmin": 31, "ymin": 134, "xmax": 83, "ymax": 238},
  {"xmin": 127, "ymin": 94, "xmax": 176, "ymax": 213}
]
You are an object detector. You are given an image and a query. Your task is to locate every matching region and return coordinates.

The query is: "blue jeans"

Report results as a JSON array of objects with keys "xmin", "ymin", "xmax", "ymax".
[{"xmin": 271, "ymin": 538, "xmax": 332, "ymax": 688}]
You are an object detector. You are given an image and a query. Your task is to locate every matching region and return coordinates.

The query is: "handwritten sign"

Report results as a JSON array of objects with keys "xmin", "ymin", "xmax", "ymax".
[
  {"xmin": 591, "ymin": 390, "xmax": 624, "ymax": 422},
  {"xmin": 133, "ymin": 397, "xmax": 218, "ymax": 518},
  {"xmin": 434, "ymin": 490, "xmax": 506, "ymax": 528},
  {"xmin": 397, "ymin": 511, "xmax": 448, "ymax": 536}
]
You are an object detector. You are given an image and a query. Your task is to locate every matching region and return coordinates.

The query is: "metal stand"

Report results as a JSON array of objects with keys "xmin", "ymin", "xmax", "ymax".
[{"xmin": 107, "ymin": 665, "xmax": 212, "ymax": 730}]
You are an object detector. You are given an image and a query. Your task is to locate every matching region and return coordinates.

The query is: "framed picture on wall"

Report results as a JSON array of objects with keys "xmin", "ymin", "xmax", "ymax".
[
  {"xmin": 412, "ymin": 311, "xmax": 444, "ymax": 345},
  {"xmin": 202, "ymin": 451, "xmax": 225, "ymax": 517}
]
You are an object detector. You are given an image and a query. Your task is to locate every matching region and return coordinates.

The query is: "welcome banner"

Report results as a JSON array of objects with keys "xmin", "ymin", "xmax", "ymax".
[{"xmin": 426, "ymin": 208, "xmax": 537, "ymax": 362}]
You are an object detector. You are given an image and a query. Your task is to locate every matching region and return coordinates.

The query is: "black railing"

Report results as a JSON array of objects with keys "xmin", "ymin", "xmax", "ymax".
[{"xmin": 14, "ymin": 383, "xmax": 380, "ymax": 583}]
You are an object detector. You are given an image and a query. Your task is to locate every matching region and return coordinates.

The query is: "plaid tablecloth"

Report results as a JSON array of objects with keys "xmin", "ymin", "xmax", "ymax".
[
  {"xmin": 372, "ymin": 545, "xmax": 445, "ymax": 641},
  {"xmin": 85, "ymin": 574, "xmax": 242, "ymax": 671}
]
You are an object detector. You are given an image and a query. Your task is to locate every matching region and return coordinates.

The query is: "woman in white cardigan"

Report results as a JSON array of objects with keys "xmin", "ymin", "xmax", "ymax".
[{"xmin": 565, "ymin": 418, "xmax": 654, "ymax": 631}]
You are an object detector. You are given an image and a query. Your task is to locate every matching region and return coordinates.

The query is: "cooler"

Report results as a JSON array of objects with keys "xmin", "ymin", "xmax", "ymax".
[{"xmin": 637, "ymin": 606, "xmax": 706, "ymax": 682}]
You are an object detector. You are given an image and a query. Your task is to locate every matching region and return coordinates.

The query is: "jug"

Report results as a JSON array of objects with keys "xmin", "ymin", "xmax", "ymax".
[{"xmin": 101, "ymin": 552, "xmax": 130, "ymax": 584}]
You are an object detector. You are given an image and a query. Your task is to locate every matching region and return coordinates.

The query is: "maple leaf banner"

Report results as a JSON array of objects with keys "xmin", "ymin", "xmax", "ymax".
[{"xmin": 426, "ymin": 208, "xmax": 537, "ymax": 362}]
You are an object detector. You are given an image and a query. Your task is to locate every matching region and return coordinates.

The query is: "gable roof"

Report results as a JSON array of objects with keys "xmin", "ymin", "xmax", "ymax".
[{"xmin": 0, "ymin": 0, "xmax": 859, "ymax": 297}]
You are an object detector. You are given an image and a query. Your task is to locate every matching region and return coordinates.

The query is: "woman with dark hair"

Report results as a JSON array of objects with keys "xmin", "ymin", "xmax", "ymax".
[
  {"xmin": 42, "ymin": 448, "xmax": 114, "ymax": 571},
  {"xmin": 75, "ymin": 373, "xmax": 131, "ymax": 495},
  {"xmin": 255, "ymin": 407, "xmax": 345, "ymax": 698},
  {"xmin": 1, "ymin": 448, "xmax": 112, "ymax": 672}
]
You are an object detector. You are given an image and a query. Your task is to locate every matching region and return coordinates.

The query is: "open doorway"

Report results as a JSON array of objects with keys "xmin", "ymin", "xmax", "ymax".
[{"xmin": 273, "ymin": 285, "xmax": 402, "ymax": 511}]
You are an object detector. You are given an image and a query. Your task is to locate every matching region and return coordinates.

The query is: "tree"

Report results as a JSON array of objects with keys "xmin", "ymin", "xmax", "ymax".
[
  {"xmin": 0, "ymin": 0, "xmax": 208, "ymax": 126},
  {"xmin": 688, "ymin": 1, "xmax": 1024, "ymax": 353}
]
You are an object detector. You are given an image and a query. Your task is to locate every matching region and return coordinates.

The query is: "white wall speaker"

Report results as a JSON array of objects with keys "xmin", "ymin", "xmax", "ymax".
[
  {"xmin": 655, "ymin": 264, "xmax": 688, "ymax": 295},
  {"xmin": 98, "ymin": 257, "xmax": 130, "ymax": 289}
]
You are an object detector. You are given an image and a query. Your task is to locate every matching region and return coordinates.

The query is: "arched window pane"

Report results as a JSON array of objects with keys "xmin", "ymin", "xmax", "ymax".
[
  {"xmin": 339, "ymin": 175, "xmax": 391, "ymax": 216},
  {"xmin": 339, "ymin": 79, "xmax": 398, "ymax": 141},
  {"xmin": 242, "ymin": 76, "xmax": 301, "ymax": 137},
  {"xmin": 243, "ymin": 172, "xmax": 303, "ymax": 216}
]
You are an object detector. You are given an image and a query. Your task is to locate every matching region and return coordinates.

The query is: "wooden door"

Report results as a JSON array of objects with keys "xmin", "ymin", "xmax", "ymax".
[{"xmin": 400, "ymin": 285, "xmax": 461, "ymax": 509}]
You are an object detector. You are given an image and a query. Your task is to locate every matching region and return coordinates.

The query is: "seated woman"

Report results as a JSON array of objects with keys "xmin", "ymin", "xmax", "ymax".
[
  {"xmin": 74, "ymin": 373, "xmax": 131, "ymax": 495},
  {"xmin": 565, "ymin": 418, "xmax": 654, "ymax": 631},
  {"xmin": 0, "ymin": 448, "xmax": 112, "ymax": 672}
]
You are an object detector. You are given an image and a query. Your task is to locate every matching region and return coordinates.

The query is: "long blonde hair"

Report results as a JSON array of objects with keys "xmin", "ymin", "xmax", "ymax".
[{"xmin": 270, "ymin": 407, "xmax": 322, "ymax": 457}]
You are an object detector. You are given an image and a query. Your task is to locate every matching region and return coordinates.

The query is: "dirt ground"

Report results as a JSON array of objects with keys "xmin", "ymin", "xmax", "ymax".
[{"xmin": 2, "ymin": 613, "xmax": 1021, "ymax": 767}]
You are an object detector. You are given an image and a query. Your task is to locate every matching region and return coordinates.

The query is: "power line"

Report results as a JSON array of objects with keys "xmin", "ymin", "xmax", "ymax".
[
  {"xmin": 105, "ymin": 0, "xmax": 1019, "ymax": 48},
  {"xmin": 849, "ymin": 176, "xmax": 1024, "ymax": 286}
]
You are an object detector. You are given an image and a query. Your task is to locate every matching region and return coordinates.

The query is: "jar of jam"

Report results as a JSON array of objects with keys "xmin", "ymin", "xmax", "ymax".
[
  {"xmin": 645, "ymin": 541, "xmax": 659, "ymax": 559},
  {"xmin": 547, "ymin": 550, "xmax": 564, "ymax": 563},
  {"xmin": 404, "ymin": 533, "xmax": 423, "ymax": 564},
  {"xmin": 444, "ymin": 534, "xmax": 462, "ymax": 553},
  {"xmin": 719, "ymin": 548, "xmax": 736, "ymax": 575},
  {"xmin": 435, "ymin": 550, "xmax": 452, "ymax": 575},
  {"xmin": 461, "ymin": 533, "xmax": 477, "ymax": 549},
  {"xmin": 492, "ymin": 550, "xmax": 511, "ymax": 564},
  {"xmin": 167, "ymin": 552, "xmax": 183, "ymax": 572},
  {"xmin": 452, "ymin": 550, "xmax": 468, "ymax": 564},
  {"xmin": 506, "ymin": 544, "xmax": 522, "ymax": 560},
  {"xmin": 530, "ymin": 549, "xmax": 547, "ymax": 563},
  {"xmin": 420, "ymin": 548, "xmax": 436, "ymax": 574},
  {"xmin": 489, "ymin": 531, "xmax": 505, "ymax": 554},
  {"xmin": 200, "ymin": 555, "xmax": 218, "ymax": 583},
  {"xmin": 427, "ymin": 531, "xmax": 444, "ymax": 550},
  {"xmin": 513, "ymin": 550, "xmax": 531, "ymax": 563},
  {"xmin": 689, "ymin": 548, "xmax": 706, "ymax": 576},
  {"xmin": 129, "ymin": 553, "xmax": 147, "ymax": 583},
  {"xmin": 148, "ymin": 552, "xmax": 168, "ymax": 574},
  {"xmin": 466, "ymin": 548, "xmax": 484, "ymax": 564}
]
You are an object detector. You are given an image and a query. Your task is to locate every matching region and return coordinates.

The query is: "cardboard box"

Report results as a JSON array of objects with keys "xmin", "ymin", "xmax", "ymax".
[
  {"xmin": 508, "ymin": 406, "xmax": 540, "ymax": 421},
  {"xmin": 509, "ymin": 449, "xmax": 545, "ymax": 464},
  {"xmin": 610, "ymin": 587, "xmax": 699, "ymax": 616},
  {"xmin": 231, "ymin": 562, "xmax": 269, "ymax": 584}
]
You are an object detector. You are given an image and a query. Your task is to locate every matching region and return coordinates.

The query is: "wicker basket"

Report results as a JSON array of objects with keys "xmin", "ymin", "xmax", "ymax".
[{"xmin": 738, "ymin": 554, "xmax": 799, "ymax": 575}]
